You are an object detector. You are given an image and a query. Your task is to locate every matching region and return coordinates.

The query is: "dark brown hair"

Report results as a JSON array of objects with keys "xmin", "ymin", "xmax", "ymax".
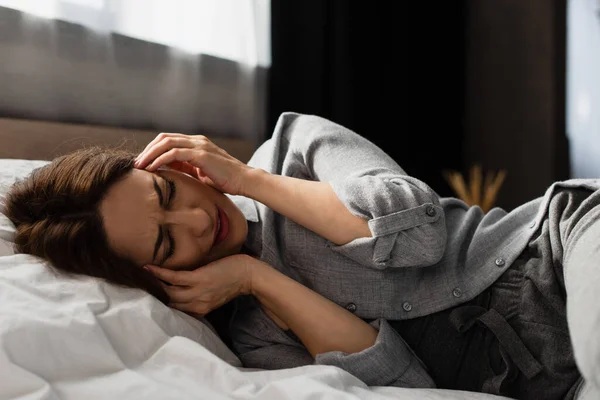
[{"xmin": 2, "ymin": 147, "xmax": 169, "ymax": 303}]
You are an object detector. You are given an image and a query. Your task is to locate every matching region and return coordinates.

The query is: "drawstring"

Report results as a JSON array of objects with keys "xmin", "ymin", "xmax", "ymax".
[{"xmin": 449, "ymin": 305, "xmax": 543, "ymax": 393}]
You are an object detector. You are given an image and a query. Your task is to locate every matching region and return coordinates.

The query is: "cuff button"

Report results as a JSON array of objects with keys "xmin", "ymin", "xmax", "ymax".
[{"xmin": 426, "ymin": 205, "xmax": 437, "ymax": 217}]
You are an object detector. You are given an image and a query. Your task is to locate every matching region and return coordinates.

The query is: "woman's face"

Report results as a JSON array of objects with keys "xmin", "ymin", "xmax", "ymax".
[{"xmin": 99, "ymin": 168, "xmax": 248, "ymax": 270}]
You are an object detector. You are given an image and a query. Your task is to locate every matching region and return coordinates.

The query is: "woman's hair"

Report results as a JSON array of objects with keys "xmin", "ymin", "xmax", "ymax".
[{"xmin": 2, "ymin": 147, "xmax": 169, "ymax": 303}]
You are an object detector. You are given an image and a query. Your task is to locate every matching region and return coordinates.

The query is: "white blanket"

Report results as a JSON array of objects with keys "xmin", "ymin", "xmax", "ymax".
[{"xmin": 0, "ymin": 159, "xmax": 510, "ymax": 400}]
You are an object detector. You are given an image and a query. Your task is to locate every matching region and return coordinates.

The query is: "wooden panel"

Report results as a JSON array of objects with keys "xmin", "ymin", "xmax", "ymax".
[{"xmin": 0, "ymin": 118, "xmax": 258, "ymax": 163}]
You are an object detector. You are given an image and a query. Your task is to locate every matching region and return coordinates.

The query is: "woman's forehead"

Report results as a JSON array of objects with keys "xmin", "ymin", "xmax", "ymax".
[
  {"xmin": 104, "ymin": 169, "xmax": 156, "ymax": 207},
  {"xmin": 99, "ymin": 170, "xmax": 160, "ymax": 263}
]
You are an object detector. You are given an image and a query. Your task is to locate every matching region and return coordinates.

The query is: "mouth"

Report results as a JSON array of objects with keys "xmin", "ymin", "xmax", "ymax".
[
  {"xmin": 212, "ymin": 206, "xmax": 221, "ymax": 247},
  {"xmin": 212, "ymin": 205, "xmax": 230, "ymax": 248}
]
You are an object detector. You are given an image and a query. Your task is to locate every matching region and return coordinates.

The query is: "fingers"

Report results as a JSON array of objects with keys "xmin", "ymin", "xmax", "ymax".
[
  {"xmin": 163, "ymin": 285, "xmax": 198, "ymax": 303},
  {"xmin": 169, "ymin": 297, "xmax": 227, "ymax": 316},
  {"xmin": 145, "ymin": 264, "xmax": 193, "ymax": 286},
  {"xmin": 135, "ymin": 136, "xmax": 195, "ymax": 169},
  {"xmin": 146, "ymin": 148, "xmax": 210, "ymax": 172},
  {"xmin": 166, "ymin": 160, "xmax": 198, "ymax": 177},
  {"xmin": 170, "ymin": 302, "xmax": 206, "ymax": 317},
  {"xmin": 136, "ymin": 133, "xmax": 186, "ymax": 163}
]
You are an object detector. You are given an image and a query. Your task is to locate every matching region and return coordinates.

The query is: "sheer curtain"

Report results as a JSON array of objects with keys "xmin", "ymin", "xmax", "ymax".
[
  {"xmin": 0, "ymin": 0, "xmax": 270, "ymax": 141},
  {"xmin": 567, "ymin": 0, "xmax": 600, "ymax": 178}
]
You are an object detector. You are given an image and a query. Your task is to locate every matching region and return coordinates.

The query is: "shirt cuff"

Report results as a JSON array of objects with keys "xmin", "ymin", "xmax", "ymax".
[
  {"xmin": 314, "ymin": 319, "xmax": 436, "ymax": 388},
  {"xmin": 327, "ymin": 176, "xmax": 446, "ymax": 269}
]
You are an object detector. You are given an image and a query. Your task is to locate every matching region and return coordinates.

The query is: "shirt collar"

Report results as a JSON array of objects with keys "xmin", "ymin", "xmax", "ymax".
[{"xmin": 225, "ymin": 194, "xmax": 259, "ymax": 223}]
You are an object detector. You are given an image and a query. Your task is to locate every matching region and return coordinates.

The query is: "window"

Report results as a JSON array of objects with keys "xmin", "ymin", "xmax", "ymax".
[{"xmin": 0, "ymin": 0, "xmax": 270, "ymax": 67}]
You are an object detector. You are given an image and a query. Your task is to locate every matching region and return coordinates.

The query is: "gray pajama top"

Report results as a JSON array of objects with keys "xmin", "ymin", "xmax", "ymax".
[{"xmin": 223, "ymin": 112, "xmax": 600, "ymax": 388}]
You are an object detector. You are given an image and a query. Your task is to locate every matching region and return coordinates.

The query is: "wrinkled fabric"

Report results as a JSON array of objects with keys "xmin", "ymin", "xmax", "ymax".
[{"xmin": 227, "ymin": 113, "xmax": 600, "ymax": 395}]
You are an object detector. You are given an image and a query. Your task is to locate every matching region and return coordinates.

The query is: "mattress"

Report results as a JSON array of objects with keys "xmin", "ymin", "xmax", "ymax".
[{"xmin": 0, "ymin": 159, "xmax": 509, "ymax": 400}]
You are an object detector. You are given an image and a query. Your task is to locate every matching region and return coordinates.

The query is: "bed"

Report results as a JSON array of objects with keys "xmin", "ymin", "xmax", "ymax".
[{"xmin": 0, "ymin": 118, "xmax": 523, "ymax": 399}]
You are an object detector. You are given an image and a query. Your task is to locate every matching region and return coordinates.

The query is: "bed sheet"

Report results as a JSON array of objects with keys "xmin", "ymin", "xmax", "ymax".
[{"xmin": 0, "ymin": 159, "xmax": 510, "ymax": 400}]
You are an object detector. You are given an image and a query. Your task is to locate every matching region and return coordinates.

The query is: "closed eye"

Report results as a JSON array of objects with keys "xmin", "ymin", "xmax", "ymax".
[
  {"xmin": 164, "ymin": 230, "xmax": 175, "ymax": 261},
  {"xmin": 166, "ymin": 177, "xmax": 176, "ymax": 205},
  {"xmin": 161, "ymin": 177, "xmax": 177, "ymax": 263}
]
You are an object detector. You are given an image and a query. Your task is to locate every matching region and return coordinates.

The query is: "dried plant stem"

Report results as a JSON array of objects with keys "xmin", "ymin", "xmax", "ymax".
[
  {"xmin": 481, "ymin": 170, "xmax": 506, "ymax": 212},
  {"xmin": 444, "ymin": 171, "xmax": 472, "ymax": 205},
  {"xmin": 444, "ymin": 166, "xmax": 507, "ymax": 213},
  {"xmin": 469, "ymin": 165, "xmax": 482, "ymax": 206}
]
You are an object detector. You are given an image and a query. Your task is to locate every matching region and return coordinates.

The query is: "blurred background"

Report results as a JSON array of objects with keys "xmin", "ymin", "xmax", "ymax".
[{"xmin": 0, "ymin": 0, "xmax": 598, "ymax": 211}]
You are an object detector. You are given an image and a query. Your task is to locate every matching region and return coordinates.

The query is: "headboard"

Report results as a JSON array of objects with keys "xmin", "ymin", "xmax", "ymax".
[{"xmin": 0, "ymin": 118, "xmax": 259, "ymax": 164}]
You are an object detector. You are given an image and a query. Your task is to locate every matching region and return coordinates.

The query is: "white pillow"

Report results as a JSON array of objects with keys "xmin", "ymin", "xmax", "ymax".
[
  {"xmin": 0, "ymin": 237, "xmax": 12, "ymax": 256},
  {"xmin": 0, "ymin": 159, "xmax": 244, "ymax": 395},
  {"xmin": 0, "ymin": 159, "xmax": 49, "ymax": 255},
  {"xmin": 0, "ymin": 158, "xmax": 49, "ymax": 197}
]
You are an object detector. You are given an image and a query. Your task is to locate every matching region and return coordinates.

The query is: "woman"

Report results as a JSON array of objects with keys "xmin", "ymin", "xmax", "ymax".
[{"xmin": 3, "ymin": 113, "xmax": 598, "ymax": 399}]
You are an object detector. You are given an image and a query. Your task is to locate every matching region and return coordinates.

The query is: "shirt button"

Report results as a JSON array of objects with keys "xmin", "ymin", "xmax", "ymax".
[
  {"xmin": 426, "ymin": 205, "xmax": 437, "ymax": 217},
  {"xmin": 495, "ymin": 257, "xmax": 506, "ymax": 267},
  {"xmin": 402, "ymin": 302, "xmax": 413, "ymax": 312},
  {"xmin": 529, "ymin": 221, "xmax": 536, "ymax": 228},
  {"xmin": 345, "ymin": 303, "xmax": 357, "ymax": 313},
  {"xmin": 452, "ymin": 288, "xmax": 462, "ymax": 298}
]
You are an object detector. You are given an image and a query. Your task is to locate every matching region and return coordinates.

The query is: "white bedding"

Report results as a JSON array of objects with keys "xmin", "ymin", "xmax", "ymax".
[{"xmin": 0, "ymin": 159, "xmax": 510, "ymax": 400}]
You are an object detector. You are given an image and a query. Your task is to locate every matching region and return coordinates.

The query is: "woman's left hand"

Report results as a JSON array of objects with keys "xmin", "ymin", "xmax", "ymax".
[
  {"xmin": 133, "ymin": 133, "xmax": 257, "ymax": 196},
  {"xmin": 144, "ymin": 254, "xmax": 258, "ymax": 316}
]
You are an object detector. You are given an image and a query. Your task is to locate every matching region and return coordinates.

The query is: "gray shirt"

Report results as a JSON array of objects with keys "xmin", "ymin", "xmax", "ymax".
[{"xmin": 225, "ymin": 112, "xmax": 600, "ymax": 388}]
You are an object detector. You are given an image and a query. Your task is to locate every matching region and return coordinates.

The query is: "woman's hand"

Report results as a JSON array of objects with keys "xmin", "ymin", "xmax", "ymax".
[
  {"xmin": 134, "ymin": 133, "xmax": 257, "ymax": 196},
  {"xmin": 144, "ymin": 254, "xmax": 259, "ymax": 316}
]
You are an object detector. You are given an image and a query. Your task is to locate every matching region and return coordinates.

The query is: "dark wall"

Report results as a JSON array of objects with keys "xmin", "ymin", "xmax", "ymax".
[
  {"xmin": 464, "ymin": 0, "xmax": 569, "ymax": 210},
  {"xmin": 269, "ymin": 0, "xmax": 569, "ymax": 210},
  {"xmin": 269, "ymin": 1, "xmax": 467, "ymax": 198}
]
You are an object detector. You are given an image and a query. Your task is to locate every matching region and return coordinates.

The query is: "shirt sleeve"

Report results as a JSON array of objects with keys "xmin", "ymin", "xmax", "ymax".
[
  {"xmin": 230, "ymin": 298, "xmax": 436, "ymax": 388},
  {"xmin": 270, "ymin": 112, "xmax": 447, "ymax": 269}
]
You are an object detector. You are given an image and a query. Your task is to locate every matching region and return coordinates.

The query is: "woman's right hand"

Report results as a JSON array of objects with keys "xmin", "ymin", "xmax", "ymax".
[
  {"xmin": 144, "ymin": 253, "xmax": 259, "ymax": 317},
  {"xmin": 133, "ymin": 133, "xmax": 258, "ymax": 196}
]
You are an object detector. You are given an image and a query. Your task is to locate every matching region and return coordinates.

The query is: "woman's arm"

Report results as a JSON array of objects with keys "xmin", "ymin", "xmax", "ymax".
[
  {"xmin": 242, "ymin": 113, "xmax": 446, "ymax": 269},
  {"xmin": 244, "ymin": 169, "xmax": 371, "ymax": 246},
  {"xmin": 146, "ymin": 255, "xmax": 435, "ymax": 387},
  {"xmin": 249, "ymin": 258, "xmax": 377, "ymax": 357},
  {"xmin": 241, "ymin": 258, "xmax": 435, "ymax": 388}
]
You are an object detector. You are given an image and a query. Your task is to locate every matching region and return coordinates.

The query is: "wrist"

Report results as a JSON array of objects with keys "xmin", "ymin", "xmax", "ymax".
[
  {"xmin": 241, "ymin": 167, "xmax": 270, "ymax": 199},
  {"xmin": 244, "ymin": 257, "xmax": 272, "ymax": 296}
]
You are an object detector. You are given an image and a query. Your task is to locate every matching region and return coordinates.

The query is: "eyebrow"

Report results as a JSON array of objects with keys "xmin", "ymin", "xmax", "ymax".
[{"xmin": 152, "ymin": 176, "xmax": 164, "ymax": 263}]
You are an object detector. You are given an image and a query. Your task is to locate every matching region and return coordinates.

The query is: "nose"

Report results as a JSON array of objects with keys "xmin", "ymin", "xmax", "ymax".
[{"xmin": 164, "ymin": 207, "xmax": 213, "ymax": 238}]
